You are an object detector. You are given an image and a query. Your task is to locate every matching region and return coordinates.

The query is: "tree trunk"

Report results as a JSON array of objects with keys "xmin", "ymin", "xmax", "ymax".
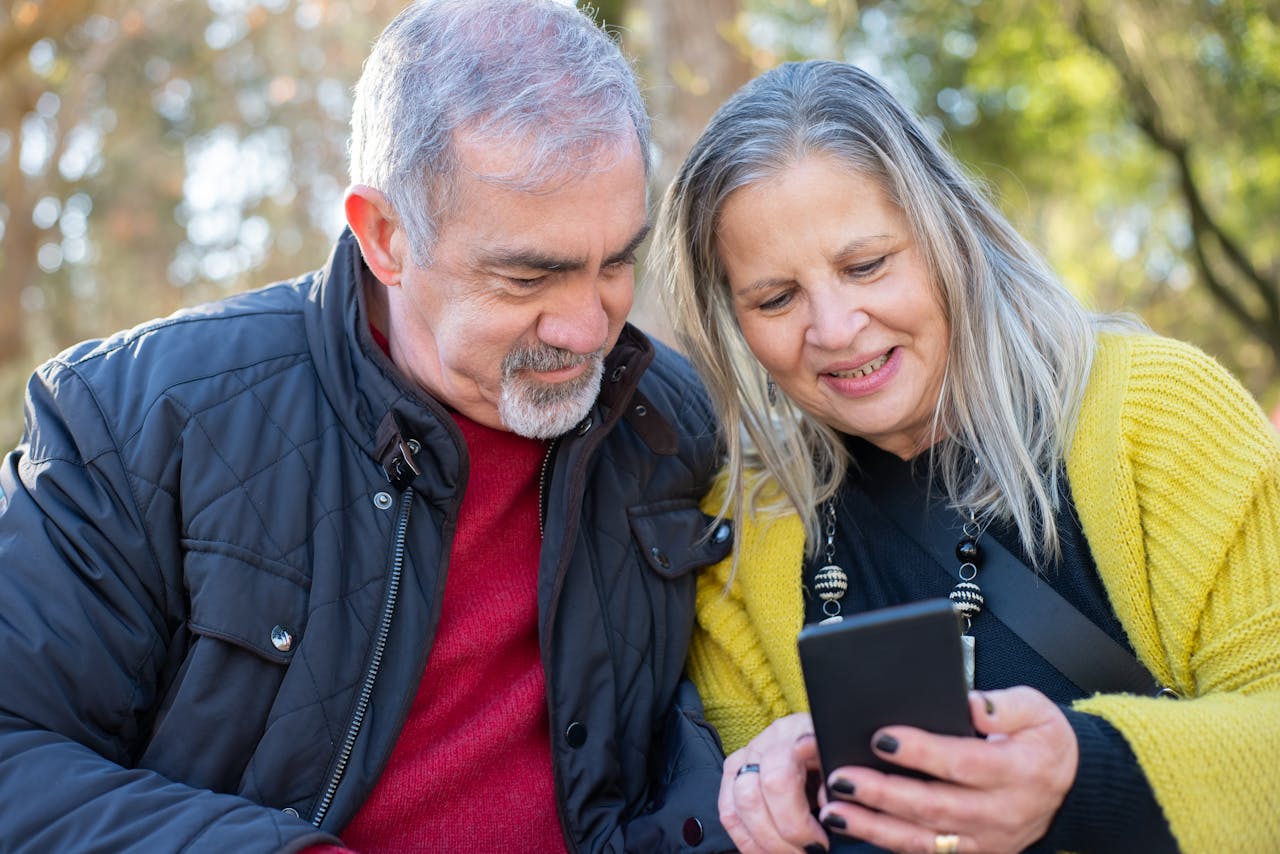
[{"xmin": 625, "ymin": 0, "xmax": 752, "ymax": 342}]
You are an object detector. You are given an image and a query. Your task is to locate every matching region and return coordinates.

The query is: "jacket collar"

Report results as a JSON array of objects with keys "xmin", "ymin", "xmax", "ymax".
[{"xmin": 304, "ymin": 229, "xmax": 663, "ymax": 486}]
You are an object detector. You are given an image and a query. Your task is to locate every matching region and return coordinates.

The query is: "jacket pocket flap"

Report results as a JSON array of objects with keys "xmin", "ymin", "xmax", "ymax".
[
  {"xmin": 183, "ymin": 542, "xmax": 310, "ymax": 664},
  {"xmin": 628, "ymin": 500, "xmax": 733, "ymax": 579}
]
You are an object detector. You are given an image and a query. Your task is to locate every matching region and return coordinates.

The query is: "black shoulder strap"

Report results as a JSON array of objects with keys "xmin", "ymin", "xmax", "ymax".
[{"xmin": 874, "ymin": 476, "xmax": 1162, "ymax": 696}]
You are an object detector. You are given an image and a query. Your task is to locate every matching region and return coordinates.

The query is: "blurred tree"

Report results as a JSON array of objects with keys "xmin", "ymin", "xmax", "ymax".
[
  {"xmin": 1070, "ymin": 0, "xmax": 1280, "ymax": 380},
  {"xmin": 628, "ymin": 0, "xmax": 752, "ymax": 187},
  {"xmin": 1, "ymin": 0, "xmax": 1276, "ymax": 445},
  {"xmin": 0, "ymin": 0, "xmax": 752, "ymax": 441},
  {"xmin": 614, "ymin": 0, "xmax": 752, "ymax": 338},
  {"xmin": 0, "ymin": 0, "xmax": 403, "ymax": 443},
  {"xmin": 1, "ymin": 0, "xmax": 102, "ymax": 367}
]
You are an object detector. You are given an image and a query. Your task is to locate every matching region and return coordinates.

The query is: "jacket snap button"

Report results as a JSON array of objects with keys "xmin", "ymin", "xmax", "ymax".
[
  {"xmin": 373, "ymin": 491, "xmax": 393, "ymax": 509},
  {"xmin": 650, "ymin": 546, "xmax": 670, "ymax": 569},
  {"xmin": 270, "ymin": 625, "xmax": 294, "ymax": 652},
  {"xmin": 713, "ymin": 522, "xmax": 731, "ymax": 543},
  {"xmin": 281, "ymin": 807, "xmax": 299, "ymax": 818},
  {"xmin": 565, "ymin": 721, "xmax": 587, "ymax": 748},
  {"xmin": 682, "ymin": 816, "xmax": 704, "ymax": 845},
  {"xmin": 576, "ymin": 418, "xmax": 592, "ymax": 436}
]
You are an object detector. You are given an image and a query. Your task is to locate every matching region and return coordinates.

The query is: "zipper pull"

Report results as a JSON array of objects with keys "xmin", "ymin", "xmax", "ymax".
[{"xmin": 375, "ymin": 411, "xmax": 421, "ymax": 490}]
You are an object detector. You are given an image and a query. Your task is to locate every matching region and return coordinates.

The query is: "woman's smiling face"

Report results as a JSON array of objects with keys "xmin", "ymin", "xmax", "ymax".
[{"xmin": 716, "ymin": 155, "xmax": 950, "ymax": 459}]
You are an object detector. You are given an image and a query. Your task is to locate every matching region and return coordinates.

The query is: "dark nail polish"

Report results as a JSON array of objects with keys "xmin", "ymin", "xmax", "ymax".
[
  {"xmin": 829, "ymin": 777, "xmax": 856, "ymax": 797},
  {"xmin": 983, "ymin": 693, "xmax": 996, "ymax": 715},
  {"xmin": 804, "ymin": 845, "xmax": 828, "ymax": 854},
  {"xmin": 873, "ymin": 733, "xmax": 899, "ymax": 754},
  {"xmin": 822, "ymin": 813, "xmax": 848, "ymax": 832}
]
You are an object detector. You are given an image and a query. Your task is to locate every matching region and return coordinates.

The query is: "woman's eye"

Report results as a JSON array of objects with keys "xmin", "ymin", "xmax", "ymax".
[
  {"xmin": 758, "ymin": 291, "xmax": 793, "ymax": 312},
  {"xmin": 846, "ymin": 256, "xmax": 887, "ymax": 278}
]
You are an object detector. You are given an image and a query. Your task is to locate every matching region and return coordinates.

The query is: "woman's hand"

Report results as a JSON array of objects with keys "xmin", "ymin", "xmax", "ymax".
[
  {"xmin": 719, "ymin": 712, "xmax": 830, "ymax": 853},
  {"xmin": 818, "ymin": 686, "xmax": 1078, "ymax": 854}
]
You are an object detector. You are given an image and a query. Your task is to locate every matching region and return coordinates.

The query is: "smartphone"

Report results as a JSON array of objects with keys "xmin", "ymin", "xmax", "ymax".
[{"xmin": 797, "ymin": 598, "xmax": 975, "ymax": 782}]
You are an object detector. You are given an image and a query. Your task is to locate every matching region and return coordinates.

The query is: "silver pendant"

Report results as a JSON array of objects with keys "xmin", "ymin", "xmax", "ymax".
[{"xmin": 961, "ymin": 634, "xmax": 975, "ymax": 690}]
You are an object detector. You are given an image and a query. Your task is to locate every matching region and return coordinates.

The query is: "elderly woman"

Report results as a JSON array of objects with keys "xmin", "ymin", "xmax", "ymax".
[{"xmin": 657, "ymin": 60, "xmax": 1280, "ymax": 854}]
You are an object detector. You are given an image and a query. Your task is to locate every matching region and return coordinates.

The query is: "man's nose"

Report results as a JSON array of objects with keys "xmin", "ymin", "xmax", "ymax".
[{"xmin": 538, "ymin": 276, "xmax": 616, "ymax": 356}]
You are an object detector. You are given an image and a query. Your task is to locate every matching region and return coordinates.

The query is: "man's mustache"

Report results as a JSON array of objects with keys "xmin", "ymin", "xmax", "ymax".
[{"xmin": 503, "ymin": 345, "xmax": 604, "ymax": 378}]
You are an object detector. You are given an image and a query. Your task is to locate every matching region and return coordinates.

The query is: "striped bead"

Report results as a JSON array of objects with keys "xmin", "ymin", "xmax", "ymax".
[
  {"xmin": 949, "ymin": 581, "xmax": 984, "ymax": 619},
  {"xmin": 813, "ymin": 564, "xmax": 848, "ymax": 602}
]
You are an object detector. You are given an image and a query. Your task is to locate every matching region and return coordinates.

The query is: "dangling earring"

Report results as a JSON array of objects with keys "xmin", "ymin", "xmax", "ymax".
[{"xmin": 767, "ymin": 378, "xmax": 777, "ymax": 406}]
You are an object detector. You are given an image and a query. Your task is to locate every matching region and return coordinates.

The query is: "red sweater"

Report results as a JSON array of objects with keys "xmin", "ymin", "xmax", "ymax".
[
  {"xmin": 333, "ymin": 410, "xmax": 565, "ymax": 852},
  {"xmin": 304, "ymin": 330, "xmax": 565, "ymax": 853}
]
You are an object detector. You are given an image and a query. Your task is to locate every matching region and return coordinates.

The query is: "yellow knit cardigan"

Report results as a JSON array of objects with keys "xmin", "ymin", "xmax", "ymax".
[{"xmin": 688, "ymin": 334, "xmax": 1280, "ymax": 853}]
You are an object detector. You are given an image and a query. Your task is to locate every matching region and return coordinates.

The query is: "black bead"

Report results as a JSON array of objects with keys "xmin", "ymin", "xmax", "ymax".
[{"xmin": 956, "ymin": 538, "xmax": 980, "ymax": 563}]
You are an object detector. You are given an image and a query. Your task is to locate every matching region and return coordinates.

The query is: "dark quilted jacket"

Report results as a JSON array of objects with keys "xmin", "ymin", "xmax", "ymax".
[{"xmin": 0, "ymin": 232, "xmax": 732, "ymax": 853}]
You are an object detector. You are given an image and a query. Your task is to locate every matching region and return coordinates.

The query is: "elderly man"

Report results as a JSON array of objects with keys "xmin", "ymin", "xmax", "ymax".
[{"xmin": 0, "ymin": 1, "xmax": 730, "ymax": 851}]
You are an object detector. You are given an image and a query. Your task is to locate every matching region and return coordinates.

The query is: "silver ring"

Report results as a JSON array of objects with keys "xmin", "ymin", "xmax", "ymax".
[
  {"xmin": 933, "ymin": 833, "xmax": 959, "ymax": 854},
  {"xmin": 735, "ymin": 762, "xmax": 761, "ymax": 778}
]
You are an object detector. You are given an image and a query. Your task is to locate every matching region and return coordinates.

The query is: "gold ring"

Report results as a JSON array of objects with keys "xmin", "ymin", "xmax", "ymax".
[{"xmin": 933, "ymin": 833, "xmax": 960, "ymax": 854}]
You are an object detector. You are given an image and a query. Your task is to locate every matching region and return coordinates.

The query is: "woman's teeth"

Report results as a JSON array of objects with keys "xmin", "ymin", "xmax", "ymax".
[{"xmin": 828, "ymin": 350, "xmax": 891, "ymax": 379}]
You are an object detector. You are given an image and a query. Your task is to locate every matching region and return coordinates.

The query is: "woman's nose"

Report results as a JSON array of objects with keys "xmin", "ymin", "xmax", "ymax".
[{"xmin": 804, "ymin": 285, "xmax": 870, "ymax": 350}]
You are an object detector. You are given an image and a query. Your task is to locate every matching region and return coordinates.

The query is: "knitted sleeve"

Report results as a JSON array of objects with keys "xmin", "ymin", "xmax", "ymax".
[
  {"xmin": 687, "ymin": 563, "xmax": 792, "ymax": 755},
  {"xmin": 687, "ymin": 479, "xmax": 810, "ymax": 755},
  {"xmin": 1069, "ymin": 334, "xmax": 1280, "ymax": 854}
]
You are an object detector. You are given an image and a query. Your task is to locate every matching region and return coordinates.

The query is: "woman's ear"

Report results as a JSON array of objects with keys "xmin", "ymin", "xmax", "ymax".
[{"xmin": 344, "ymin": 184, "xmax": 403, "ymax": 286}]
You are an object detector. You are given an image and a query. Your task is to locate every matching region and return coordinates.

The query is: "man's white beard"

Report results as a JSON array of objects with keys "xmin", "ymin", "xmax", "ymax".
[{"xmin": 498, "ymin": 345, "xmax": 605, "ymax": 439}]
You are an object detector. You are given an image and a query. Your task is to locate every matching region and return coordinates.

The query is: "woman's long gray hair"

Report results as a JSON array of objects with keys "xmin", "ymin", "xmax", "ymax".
[{"xmin": 657, "ymin": 60, "xmax": 1128, "ymax": 564}]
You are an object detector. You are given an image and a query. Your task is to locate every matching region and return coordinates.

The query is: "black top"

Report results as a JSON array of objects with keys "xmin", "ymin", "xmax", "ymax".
[{"xmin": 808, "ymin": 438, "xmax": 1176, "ymax": 853}]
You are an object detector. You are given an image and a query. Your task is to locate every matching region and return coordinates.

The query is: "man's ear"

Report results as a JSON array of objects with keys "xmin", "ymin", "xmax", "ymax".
[{"xmin": 345, "ymin": 184, "xmax": 403, "ymax": 286}]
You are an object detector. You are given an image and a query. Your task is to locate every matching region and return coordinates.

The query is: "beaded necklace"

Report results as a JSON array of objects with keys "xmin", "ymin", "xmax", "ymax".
[
  {"xmin": 949, "ymin": 509, "xmax": 986, "ymax": 687},
  {"xmin": 812, "ymin": 500, "xmax": 849, "ymax": 624},
  {"xmin": 807, "ymin": 497, "xmax": 988, "ymax": 687}
]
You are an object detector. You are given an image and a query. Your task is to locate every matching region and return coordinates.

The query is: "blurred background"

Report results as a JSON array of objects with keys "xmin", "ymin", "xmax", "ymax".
[{"xmin": 1, "ymin": 0, "xmax": 1277, "ymax": 446}]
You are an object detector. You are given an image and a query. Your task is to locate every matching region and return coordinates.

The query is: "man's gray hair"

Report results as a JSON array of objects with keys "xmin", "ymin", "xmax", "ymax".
[{"xmin": 349, "ymin": 0, "xmax": 651, "ymax": 265}]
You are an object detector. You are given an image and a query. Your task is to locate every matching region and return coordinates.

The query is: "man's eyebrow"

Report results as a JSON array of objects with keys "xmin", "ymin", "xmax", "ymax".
[
  {"xmin": 483, "ymin": 222, "xmax": 652, "ymax": 272},
  {"xmin": 482, "ymin": 247, "xmax": 581, "ymax": 273},
  {"xmin": 606, "ymin": 223, "xmax": 652, "ymax": 265}
]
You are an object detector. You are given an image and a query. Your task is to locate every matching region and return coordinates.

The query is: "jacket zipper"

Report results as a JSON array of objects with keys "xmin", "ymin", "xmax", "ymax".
[
  {"xmin": 311, "ymin": 487, "xmax": 414, "ymax": 828},
  {"xmin": 537, "ymin": 438, "xmax": 558, "ymax": 539},
  {"xmin": 540, "ymin": 427, "xmax": 612, "ymax": 854}
]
